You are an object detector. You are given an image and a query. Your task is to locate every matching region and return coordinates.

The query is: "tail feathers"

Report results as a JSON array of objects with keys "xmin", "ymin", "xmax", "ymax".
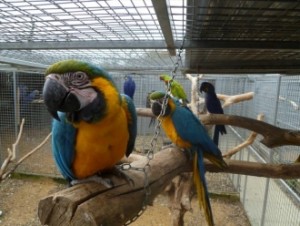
[
  {"xmin": 212, "ymin": 128, "xmax": 219, "ymax": 146},
  {"xmin": 213, "ymin": 125, "xmax": 226, "ymax": 146},
  {"xmin": 204, "ymin": 152, "xmax": 228, "ymax": 169},
  {"xmin": 193, "ymin": 152, "xmax": 214, "ymax": 226},
  {"xmin": 148, "ymin": 117, "xmax": 156, "ymax": 127}
]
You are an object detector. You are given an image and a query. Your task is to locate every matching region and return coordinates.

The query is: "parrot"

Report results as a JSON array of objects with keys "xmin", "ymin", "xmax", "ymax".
[
  {"xmin": 200, "ymin": 82, "xmax": 227, "ymax": 146},
  {"xmin": 150, "ymin": 91, "xmax": 227, "ymax": 226},
  {"xmin": 159, "ymin": 74, "xmax": 189, "ymax": 105},
  {"xmin": 19, "ymin": 84, "xmax": 39, "ymax": 118},
  {"xmin": 42, "ymin": 59, "xmax": 137, "ymax": 186},
  {"xmin": 123, "ymin": 75, "xmax": 136, "ymax": 100}
]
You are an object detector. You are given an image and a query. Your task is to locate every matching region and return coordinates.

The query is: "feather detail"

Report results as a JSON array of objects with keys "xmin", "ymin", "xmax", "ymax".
[{"xmin": 193, "ymin": 151, "xmax": 214, "ymax": 226}]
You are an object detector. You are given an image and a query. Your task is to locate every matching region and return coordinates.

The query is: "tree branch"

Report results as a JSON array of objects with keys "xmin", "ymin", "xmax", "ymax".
[
  {"xmin": 217, "ymin": 92, "xmax": 254, "ymax": 108},
  {"xmin": 200, "ymin": 114, "xmax": 300, "ymax": 148},
  {"xmin": 1, "ymin": 132, "xmax": 52, "ymax": 180},
  {"xmin": 223, "ymin": 113, "xmax": 264, "ymax": 158},
  {"xmin": 0, "ymin": 118, "xmax": 25, "ymax": 181},
  {"xmin": 136, "ymin": 108, "xmax": 300, "ymax": 148},
  {"xmin": 0, "ymin": 118, "xmax": 52, "ymax": 182},
  {"xmin": 38, "ymin": 147, "xmax": 300, "ymax": 225}
]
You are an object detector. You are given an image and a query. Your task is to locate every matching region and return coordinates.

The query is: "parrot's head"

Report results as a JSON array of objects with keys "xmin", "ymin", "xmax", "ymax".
[
  {"xmin": 149, "ymin": 91, "xmax": 172, "ymax": 117},
  {"xmin": 124, "ymin": 75, "xmax": 132, "ymax": 81},
  {"xmin": 159, "ymin": 74, "xmax": 172, "ymax": 84},
  {"xmin": 199, "ymin": 82, "xmax": 215, "ymax": 94},
  {"xmin": 43, "ymin": 59, "xmax": 112, "ymax": 121}
]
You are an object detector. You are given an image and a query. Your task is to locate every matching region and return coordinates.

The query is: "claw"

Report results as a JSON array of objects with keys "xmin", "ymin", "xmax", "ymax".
[
  {"xmin": 71, "ymin": 175, "xmax": 113, "ymax": 188},
  {"xmin": 113, "ymin": 166, "xmax": 135, "ymax": 186}
]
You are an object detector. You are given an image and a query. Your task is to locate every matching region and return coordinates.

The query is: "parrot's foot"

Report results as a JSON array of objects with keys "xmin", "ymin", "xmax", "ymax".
[
  {"xmin": 161, "ymin": 142, "xmax": 176, "ymax": 149},
  {"xmin": 184, "ymin": 149, "xmax": 193, "ymax": 161},
  {"xmin": 70, "ymin": 175, "xmax": 113, "ymax": 188},
  {"xmin": 112, "ymin": 166, "xmax": 135, "ymax": 186}
]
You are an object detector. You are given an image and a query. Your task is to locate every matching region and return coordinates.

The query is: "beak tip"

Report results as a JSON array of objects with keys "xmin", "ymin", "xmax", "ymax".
[{"xmin": 48, "ymin": 109, "xmax": 61, "ymax": 121}]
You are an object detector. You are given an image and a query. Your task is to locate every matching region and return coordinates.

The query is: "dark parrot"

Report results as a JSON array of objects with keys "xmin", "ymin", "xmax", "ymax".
[
  {"xmin": 200, "ymin": 82, "xmax": 226, "ymax": 146},
  {"xmin": 123, "ymin": 75, "xmax": 136, "ymax": 100}
]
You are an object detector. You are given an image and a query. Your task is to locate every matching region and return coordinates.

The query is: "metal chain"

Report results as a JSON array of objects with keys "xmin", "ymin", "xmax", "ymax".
[{"xmin": 121, "ymin": 37, "xmax": 186, "ymax": 225}]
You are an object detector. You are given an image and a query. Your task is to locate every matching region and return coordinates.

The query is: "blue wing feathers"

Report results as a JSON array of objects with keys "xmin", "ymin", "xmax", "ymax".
[
  {"xmin": 52, "ymin": 112, "xmax": 77, "ymax": 181},
  {"xmin": 172, "ymin": 103, "xmax": 223, "ymax": 158},
  {"xmin": 121, "ymin": 94, "xmax": 137, "ymax": 156}
]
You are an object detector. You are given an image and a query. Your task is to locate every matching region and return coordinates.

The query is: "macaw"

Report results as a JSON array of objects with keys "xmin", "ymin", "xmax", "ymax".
[
  {"xmin": 159, "ymin": 74, "xmax": 189, "ymax": 105},
  {"xmin": 123, "ymin": 75, "xmax": 136, "ymax": 100},
  {"xmin": 19, "ymin": 84, "xmax": 39, "ymax": 117},
  {"xmin": 42, "ymin": 59, "xmax": 137, "ymax": 186},
  {"xmin": 150, "ymin": 91, "xmax": 227, "ymax": 226},
  {"xmin": 200, "ymin": 82, "xmax": 227, "ymax": 146}
]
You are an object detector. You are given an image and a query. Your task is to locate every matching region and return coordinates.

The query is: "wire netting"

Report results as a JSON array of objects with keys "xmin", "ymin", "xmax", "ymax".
[{"xmin": 0, "ymin": 71, "xmax": 299, "ymax": 225}]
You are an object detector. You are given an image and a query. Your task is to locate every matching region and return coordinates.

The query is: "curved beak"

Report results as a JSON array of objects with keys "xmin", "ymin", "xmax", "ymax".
[
  {"xmin": 43, "ymin": 76, "xmax": 81, "ymax": 121},
  {"xmin": 199, "ymin": 84, "xmax": 206, "ymax": 93}
]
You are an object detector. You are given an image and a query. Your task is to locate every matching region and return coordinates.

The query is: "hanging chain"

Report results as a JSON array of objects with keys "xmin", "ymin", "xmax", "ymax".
[{"xmin": 121, "ymin": 37, "xmax": 186, "ymax": 225}]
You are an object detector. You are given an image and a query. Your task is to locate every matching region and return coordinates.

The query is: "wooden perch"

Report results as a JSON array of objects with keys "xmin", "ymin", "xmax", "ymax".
[
  {"xmin": 185, "ymin": 73, "xmax": 203, "ymax": 115},
  {"xmin": 217, "ymin": 92, "xmax": 254, "ymax": 108},
  {"xmin": 136, "ymin": 108, "xmax": 300, "ymax": 148},
  {"xmin": 223, "ymin": 113, "xmax": 264, "ymax": 158},
  {"xmin": 201, "ymin": 114, "xmax": 300, "ymax": 148},
  {"xmin": 38, "ymin": 147, "xmax": 300, "ymax": 226},
  {"xmin": 38, "ymin": 147, "xmax": 189, "ymax": 226}
]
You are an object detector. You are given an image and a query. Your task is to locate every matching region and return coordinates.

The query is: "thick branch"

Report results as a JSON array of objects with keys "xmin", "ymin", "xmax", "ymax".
[
  {"xmin": 136, "ymin": 108, "xmax": 300, "ymax": 148},
  {"xmin": 201, "ymin": 114, "xmax": 300, "ymax": 148},
  {"xmin": 205, "ymin": 159, "xmax": 300, "ymax": 179},
  {"xmin": 38, "ymin": 148, "xmax": 300, "ymax": 225},
  {"xmin": 38, "ymin": 148, "xmax": 189, "ymax": 226}
]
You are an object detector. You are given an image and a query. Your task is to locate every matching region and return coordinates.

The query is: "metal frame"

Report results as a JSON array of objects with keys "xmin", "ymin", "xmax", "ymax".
[{"xmin": 0, "ymin": 0, "xmax": 299, "ymax": 73}]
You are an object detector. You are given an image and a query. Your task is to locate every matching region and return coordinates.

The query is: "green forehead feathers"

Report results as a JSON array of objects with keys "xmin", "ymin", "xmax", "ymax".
[
  {"xmin": 45, "ymin": 59, "xmax": 111, "ymax": 80},
  {"xmin": 149, "ymin": 91, "xmax": 168, "ymax": 100}
]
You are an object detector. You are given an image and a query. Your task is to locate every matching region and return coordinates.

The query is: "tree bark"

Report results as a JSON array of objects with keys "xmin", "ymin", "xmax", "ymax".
[
  {"xmin": 38, "ymin": 147, "xmax": 300, "ymax": 226},
  {"xmin": 136, "ymin": 108, "xmax": 300, "ymax": 148}
]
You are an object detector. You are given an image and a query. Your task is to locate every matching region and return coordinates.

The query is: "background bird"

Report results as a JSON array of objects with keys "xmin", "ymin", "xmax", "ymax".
[
  {"xmin": 200, "ymin": 82, "xmax": 227, "ymax": 146},
  {"xmin": 150, "ymin": 91, "xmax": 227, "ymax": 226},
  {"xmin": 43, "ymin": 59, "xmax": 137, "ymax": 186},
  {"xmin": 159, "ymin": 74, "xmax": 189, "ymax": 105},
  {"xmin": 123, "ymin": 74, "xmax": 136, "ymax": 100}
]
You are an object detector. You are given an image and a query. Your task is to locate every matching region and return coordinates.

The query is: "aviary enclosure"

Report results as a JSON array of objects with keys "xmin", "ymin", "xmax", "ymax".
[{"xmin": 0, "ymin": 0, "xmax": 300, "ymax": 226}]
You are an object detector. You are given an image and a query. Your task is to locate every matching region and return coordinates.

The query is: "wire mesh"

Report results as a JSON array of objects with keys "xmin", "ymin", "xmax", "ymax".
[
  {"xmin": 1, "ymin": 71, "xmax": 300, "ymax": 225},
  {"xmin": 213, "ymin": 74, "xmax": 300, "ymax": 226}
]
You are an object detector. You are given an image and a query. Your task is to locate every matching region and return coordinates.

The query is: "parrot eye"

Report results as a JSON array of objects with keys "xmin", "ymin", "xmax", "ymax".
[
  {"xmin": 69, "ymin": 71, "xmax": 89, "ymax": 87},
  {"xmin": 74, "ymin": 71, "xmax": 86, "ymax": 80}
]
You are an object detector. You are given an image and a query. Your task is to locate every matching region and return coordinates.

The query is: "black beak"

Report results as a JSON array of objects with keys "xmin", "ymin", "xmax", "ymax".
[
  {"xmin": 199, "ymin": 84, "xmax": 204, "ymax": 93},
  {"xmin": 151, "ymin": 100, "xmax": 171, "ymax": 117},
  {"xmin": 151, "ymin": 101, "xmax": 162, "ymax": 116},
  {"xmin": 43, "ymin": 78, "xmax": 81, "ymax": 121}
]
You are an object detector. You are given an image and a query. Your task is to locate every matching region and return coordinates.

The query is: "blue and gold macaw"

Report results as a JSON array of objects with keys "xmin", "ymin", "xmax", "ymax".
[
  {"xmin": 123, "ymin": 75, "xmax": 136, "ymax": 100},
  {"xmin": 150, "ymin": 91, "xmax": 227, "ymax": 226},
  {"xmin": 43, "ymin": 59, "xmax": 137, "ymax": 186},
  {"xmin": 200, "ymin": 82, "xmax": 227, "ymax": 146},
  {"xmin": 159, "ymin": 74, "xmax": 189, "ymax": 105}
]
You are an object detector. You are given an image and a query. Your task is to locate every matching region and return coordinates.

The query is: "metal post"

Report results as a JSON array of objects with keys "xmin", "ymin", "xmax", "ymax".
[
  {"xmin": 260, "ymin": 75, "xmax": 282, "ymax": 226},
  {"xmin": 13, "ymin": 71, "xmax": 18, "ymax": 139}
]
